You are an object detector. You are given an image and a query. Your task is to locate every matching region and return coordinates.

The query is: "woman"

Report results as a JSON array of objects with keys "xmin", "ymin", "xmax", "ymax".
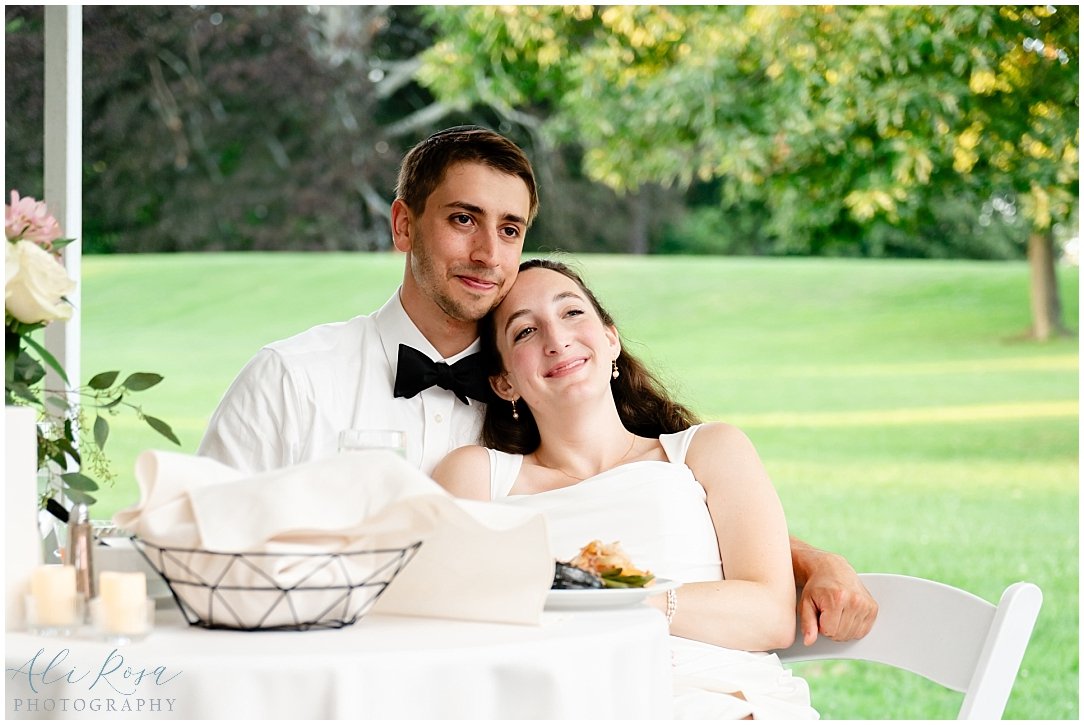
[{"xmin": 432, "ymin": 259, "xmax": 816, "ymax": 719}]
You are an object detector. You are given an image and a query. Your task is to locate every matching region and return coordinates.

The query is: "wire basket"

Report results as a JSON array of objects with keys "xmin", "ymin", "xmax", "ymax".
[{"xmin": 131, "ymin": 537, "xmax": 421, "ymax": 632}]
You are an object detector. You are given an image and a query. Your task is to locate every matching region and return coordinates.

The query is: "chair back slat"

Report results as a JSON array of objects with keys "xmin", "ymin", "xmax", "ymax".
[
  {"xmin": 776, "ymin": 573, "xmax": 1042, "ymax": 720},
  {"xmin": 958, "ymin": 582, "xmax": 1043, "ymax": 719}
]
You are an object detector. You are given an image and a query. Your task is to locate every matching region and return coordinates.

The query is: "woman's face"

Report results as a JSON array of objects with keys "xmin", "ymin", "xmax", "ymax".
[{"xmin": 489, "ymin": 267, "xmax": 620, "ymax": 408}]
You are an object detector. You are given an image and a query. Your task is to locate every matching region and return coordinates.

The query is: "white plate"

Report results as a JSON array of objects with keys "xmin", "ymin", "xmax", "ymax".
[{"xmin": 545, "ymin": 578, "xmax": 680, "ymax": 610}]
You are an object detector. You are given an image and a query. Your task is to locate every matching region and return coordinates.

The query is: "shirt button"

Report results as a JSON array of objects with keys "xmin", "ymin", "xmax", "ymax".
[{"xmin": 434, "ymin": 413, "xmax": 444, "ymax": 423}]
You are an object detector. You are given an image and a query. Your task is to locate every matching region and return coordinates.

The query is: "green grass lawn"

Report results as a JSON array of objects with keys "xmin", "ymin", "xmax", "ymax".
[{"xmin": 79, "ymin": 253, "xmax": 1078, "ymax": 719}]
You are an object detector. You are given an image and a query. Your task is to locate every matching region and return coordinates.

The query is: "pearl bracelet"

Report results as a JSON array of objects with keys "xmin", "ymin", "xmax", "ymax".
[{"xmin": 665, "ymin": 588, "xmax": 677, "ymax": 625}]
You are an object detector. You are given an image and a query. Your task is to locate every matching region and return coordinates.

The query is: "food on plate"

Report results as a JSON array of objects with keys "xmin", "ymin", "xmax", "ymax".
[
  {"xmin": 558, "ymin": 540, "xmax": 656, "ymax": 589},
  {"xmin": 552, "ymin": 561, "xmax": 605, "ymax": 590}
]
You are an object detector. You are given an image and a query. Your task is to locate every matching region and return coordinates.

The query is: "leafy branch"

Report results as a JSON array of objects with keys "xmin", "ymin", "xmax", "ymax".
[{"xmin": 7, "ymin": 326, "xmax": 180, "ymax": 509}]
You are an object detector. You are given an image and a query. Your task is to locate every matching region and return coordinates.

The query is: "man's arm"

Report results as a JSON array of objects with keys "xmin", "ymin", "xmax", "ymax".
[
  {"xmin": 198, "ymin": 349, "xmax": 299, "ymax": 474},
  {"xmin": 791, "ymin": 535, "xmax": 878, "ymax": 645}
]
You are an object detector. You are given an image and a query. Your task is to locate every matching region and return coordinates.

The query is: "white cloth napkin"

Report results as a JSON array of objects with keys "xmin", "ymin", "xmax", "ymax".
[{"xmin": 113, "ymin": 450, "xmax": 553, "ymax": 627}]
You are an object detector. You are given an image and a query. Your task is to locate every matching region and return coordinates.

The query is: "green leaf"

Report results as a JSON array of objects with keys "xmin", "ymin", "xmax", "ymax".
[
  {"xmin": 7, "ymin": 320, "xmax": 46, "ymax": 336},
  {"xmin": 60, "ymin": 471, "xmax": 99, "ymax": 491},
  {"xmin": 21, "ymin": 335, "xmax": 69, "ymax": 385},
  {"xmin": 102, "ymin": 394, "xmax": 124, "ymax": 410},
  {"xmin": 46, "ymin": 395, "xmax": 70, "ymax": 411},
  {"xmin": 13, "ymin": 349, "xmax": 45, "ymax": 386},
  {"xmin": 87, "ymin": 370, "xmax": 120, "ymax": 390},
  {"xmin": 93, "ymin": 415, "xmax": 109, "ymax": 450},
  {"xmin": 122, "ymin": 372, "xmax": 163, "ymax": 391},
  {"xmin": 144, "ymin": 415, "xmax": 181, "ymax": 445},
  {"xmin": 65, "ymin": 489, "xmax": 97, "ymax": 506},
  {"xmin": 9, "ymin": 382, "xmax": 40, "ymax": 405},
  {"xmin": 54, "ymin": 436, "xmax": 81, "ymax": 466},
  {"xmin": 5, "ymin": 344, "xmax": 17, "ymax": 385}
]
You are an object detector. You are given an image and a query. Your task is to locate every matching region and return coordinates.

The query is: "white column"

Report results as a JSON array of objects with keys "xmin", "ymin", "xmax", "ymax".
[{"xmin": 43, "ymin": 5, "xmax": 82, "ymax": 400}]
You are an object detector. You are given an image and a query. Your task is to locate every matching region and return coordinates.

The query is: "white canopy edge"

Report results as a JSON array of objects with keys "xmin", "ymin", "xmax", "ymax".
[{"xmin": 43, "ymin": 6, "xmax": 82, "ymax": 401}]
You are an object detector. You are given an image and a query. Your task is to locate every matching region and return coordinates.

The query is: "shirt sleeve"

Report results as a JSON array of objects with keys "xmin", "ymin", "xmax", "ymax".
[{"xmin": 197, "ymin": 348, "xmax": 305, "ymax": 474}]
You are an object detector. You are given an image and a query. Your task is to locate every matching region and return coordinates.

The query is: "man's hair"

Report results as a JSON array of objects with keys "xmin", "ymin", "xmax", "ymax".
[
  {"xmin": 395, "ymin": 126, "xmax": 539, "ymax": 226},
  {"xmin": 479, "ymin": 258, "xmax": 700, "ymax": 453}
]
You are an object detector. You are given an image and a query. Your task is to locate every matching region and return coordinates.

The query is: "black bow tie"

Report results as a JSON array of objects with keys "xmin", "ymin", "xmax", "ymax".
[{"xmin": 393, "ymin": 344, "xmax": 492, "ymax": 405}]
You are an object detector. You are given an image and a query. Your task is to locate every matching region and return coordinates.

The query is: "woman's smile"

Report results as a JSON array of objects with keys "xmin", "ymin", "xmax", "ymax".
[{"xmin": 544, "ymin": 356, "xmax": 589, "ymax": 378}]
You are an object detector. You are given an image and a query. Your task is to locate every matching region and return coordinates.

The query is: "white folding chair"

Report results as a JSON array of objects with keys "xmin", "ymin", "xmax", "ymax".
[{"xmin": 776, "ymin": 573, "xmax": 1042, "ymax": 719}]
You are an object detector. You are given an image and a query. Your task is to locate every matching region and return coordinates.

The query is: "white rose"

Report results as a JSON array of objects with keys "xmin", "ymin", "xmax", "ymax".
[
  {"xmin": 5, "ymin": 240, "xmax": 18, "ymax": 292},
  {"xmin": 5, "ymin": 240, "xmax": 76, "ymax": 324}
]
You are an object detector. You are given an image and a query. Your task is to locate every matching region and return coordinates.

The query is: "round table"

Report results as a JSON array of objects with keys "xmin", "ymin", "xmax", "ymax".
[{"xmin": 5, "ymin": 604, "xmax": 673, "ymax": 719}]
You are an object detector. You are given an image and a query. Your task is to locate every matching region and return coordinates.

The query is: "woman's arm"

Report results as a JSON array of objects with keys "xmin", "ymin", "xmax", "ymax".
[
  {"xmin": 430, "ymin": 445, "xmax": 493, "ymax": 501},
  {"xmin": 657, "ymin": 422, "xmax": 796, "ymax": 652}
]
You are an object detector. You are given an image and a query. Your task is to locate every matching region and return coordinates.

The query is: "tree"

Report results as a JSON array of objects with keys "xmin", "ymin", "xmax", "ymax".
[
  {"xmin": 420, "ymin": 5, "xmax": 1079, "ymax": 339},
  {"xmin": 7, "ymin": 6, "xmax": 458, "ymax": 252},
  {"xmin": 7, "ymin": 6, "xmax": 658, "ymax": 256}
]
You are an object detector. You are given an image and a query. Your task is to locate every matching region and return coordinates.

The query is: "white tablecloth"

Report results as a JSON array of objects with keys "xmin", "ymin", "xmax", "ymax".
[{"xmin": 5, "ymin": 604, "xmax": 673, "ymax": 719}]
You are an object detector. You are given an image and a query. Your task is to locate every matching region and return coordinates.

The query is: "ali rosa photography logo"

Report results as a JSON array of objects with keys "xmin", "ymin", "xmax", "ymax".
[{"xmin": 6, "ymin": 647, "xmax": 182, "ymax": 715}]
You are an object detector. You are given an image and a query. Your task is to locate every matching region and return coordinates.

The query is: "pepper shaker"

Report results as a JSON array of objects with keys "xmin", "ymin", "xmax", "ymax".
[{"xmin": 65, "ymin": 503, "xmax": 95, "ymax": 611}]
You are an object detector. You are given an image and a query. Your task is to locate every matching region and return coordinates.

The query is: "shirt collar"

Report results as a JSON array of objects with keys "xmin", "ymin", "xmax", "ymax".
[{"xmin": 372, "ymin": 288, "xmax": 481, "ymax": 370}]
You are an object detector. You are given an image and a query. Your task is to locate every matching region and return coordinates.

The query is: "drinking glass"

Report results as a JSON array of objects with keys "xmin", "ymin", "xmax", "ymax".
[{"xmin": 338, "ymin": 429, "xmax": 407, "ymax": 458}]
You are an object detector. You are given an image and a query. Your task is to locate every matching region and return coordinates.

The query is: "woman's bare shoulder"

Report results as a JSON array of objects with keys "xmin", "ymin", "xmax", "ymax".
[
  {"xmin": 689, "ymin": 421, "xmax": 756, "ymax": 451},
  {"xmin": 686, "ymin": 421, "xmax": 767, "ymax": 484},
  {"xmin": 430, "ymin": 445, "xmax": 492, "ymax": 501}
]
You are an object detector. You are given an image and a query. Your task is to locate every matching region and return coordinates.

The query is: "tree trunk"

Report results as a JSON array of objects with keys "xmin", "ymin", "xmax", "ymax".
[
  {"xmin": 627, "ymin": 186, "xmax": 651, "ymax": 255},
  {"xmin": 1026, "ymin": 228, "xmax": 1067, "ymax": 340}
]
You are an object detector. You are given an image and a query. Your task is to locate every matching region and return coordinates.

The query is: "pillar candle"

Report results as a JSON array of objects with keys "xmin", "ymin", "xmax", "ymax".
[
  {"xmin": 30, "ymin": 565, "xmax": 77, "ymax": 626},
  {"xmin": 99, "ymin": 571, "xmax": 148, "ymax": 635}
]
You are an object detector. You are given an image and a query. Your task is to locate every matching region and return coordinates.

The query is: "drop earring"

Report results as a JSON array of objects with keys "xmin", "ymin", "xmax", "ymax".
[
  {"xmin": 611, "ymin": 360, "xmax": 620, "ymax": 380},
  {"xmin": 511, "ymin": 398, "xmax": 520, "ymax": 421}
]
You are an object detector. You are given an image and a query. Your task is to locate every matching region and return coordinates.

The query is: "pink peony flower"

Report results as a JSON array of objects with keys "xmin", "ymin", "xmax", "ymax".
[{"xmin": 5, "ymin": 190, "xmax": 64, "ymax": 250}]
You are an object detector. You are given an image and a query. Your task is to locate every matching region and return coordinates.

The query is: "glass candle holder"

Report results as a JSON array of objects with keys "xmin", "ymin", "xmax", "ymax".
[
  {"xmin": 338, "ymin": 429, "xmax": 407, "ymax": 457},
  {"xmin": 27, "ymin": 565, "xmax": 82, "ymax": 635},
  {"xmin": 90, "ymin": 596, "xmax": 155, "ymax": 644},
  {"xmin": 25, "ymin": 594, "xmax": 83, "ymax": 637}
]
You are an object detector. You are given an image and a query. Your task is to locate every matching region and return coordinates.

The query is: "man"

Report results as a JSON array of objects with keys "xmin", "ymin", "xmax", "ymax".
[{"xmin": 199, "ymin": 126, "xmax": 876, "ymax": 644}]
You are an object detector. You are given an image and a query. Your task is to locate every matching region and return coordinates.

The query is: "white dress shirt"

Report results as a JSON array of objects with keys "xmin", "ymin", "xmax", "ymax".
[{"xmin": 198, "ymin": 290, "xmax": 485, "ymax": 476}]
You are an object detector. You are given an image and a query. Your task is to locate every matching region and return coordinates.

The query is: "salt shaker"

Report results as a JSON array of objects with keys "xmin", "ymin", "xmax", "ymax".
[{"xmin": 65, "ymin": 503, "xmax": 95, "ymax": 608}]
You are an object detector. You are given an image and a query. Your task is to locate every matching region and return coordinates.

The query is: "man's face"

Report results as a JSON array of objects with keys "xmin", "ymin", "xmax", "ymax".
[{"xmin": 394, "ymin": 162, "xmax": 531, "ymax": 325}]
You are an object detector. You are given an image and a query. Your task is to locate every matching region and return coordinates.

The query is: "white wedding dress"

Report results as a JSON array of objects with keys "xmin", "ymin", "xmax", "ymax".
[{"xmin": 486, "ymin": 424, "xmax": 818, "ymax": 720}]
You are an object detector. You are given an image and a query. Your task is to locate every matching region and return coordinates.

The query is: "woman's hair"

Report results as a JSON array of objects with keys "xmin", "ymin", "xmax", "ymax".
[
  {"xmin": 395, "ymin": 125, "xmax": 539, "ymax": 227},
  {"xmin": 479, "ymin": 258, "xmax": 700, "ymax": 453}
]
